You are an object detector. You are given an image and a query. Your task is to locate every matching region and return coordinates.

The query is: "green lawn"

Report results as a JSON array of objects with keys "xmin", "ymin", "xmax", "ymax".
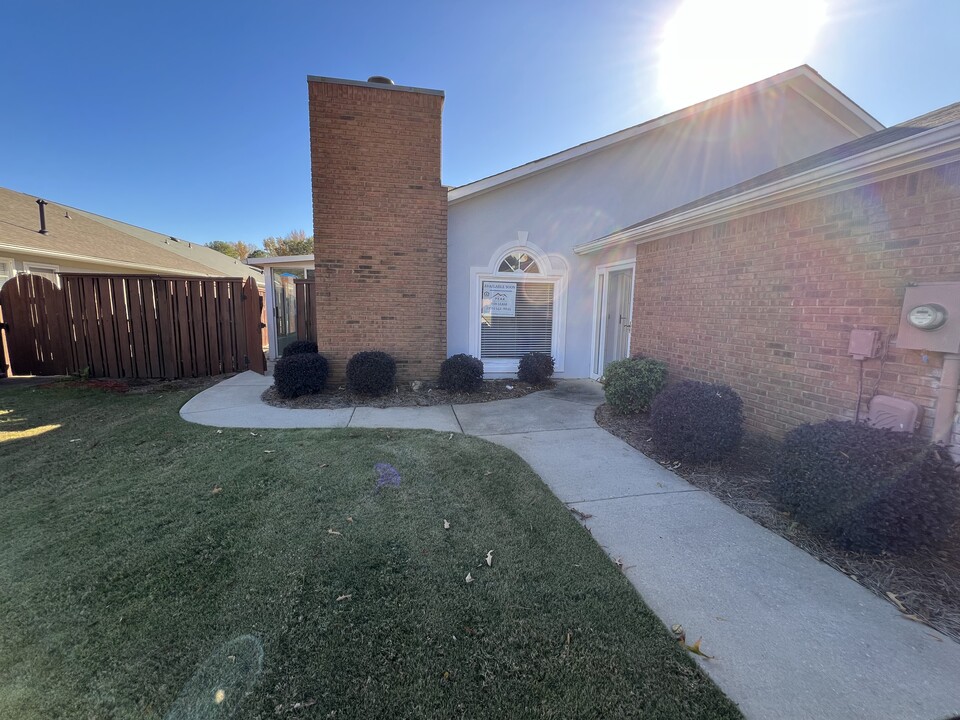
[{"xmin": 0, "ymin": 382, "xmax": 741, "ymax": 719}]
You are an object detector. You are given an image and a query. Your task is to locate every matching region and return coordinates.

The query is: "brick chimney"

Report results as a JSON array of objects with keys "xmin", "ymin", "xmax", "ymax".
[{"xmin": 308, "ymin": 75, "xmax": 447, "ymax": 383}]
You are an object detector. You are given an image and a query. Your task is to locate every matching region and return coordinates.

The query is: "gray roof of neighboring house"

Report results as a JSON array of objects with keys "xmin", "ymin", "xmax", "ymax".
[
  {"xmin": 0, "ymin": 186, "xmax": 263, "ymax": 283},
  {"xmin": 606, "ymin": 101, "xmax": 960, "ymax": 235},
  {"xmin": 65, "ymin": 205, "xmax": 263, "ymax": 284}
]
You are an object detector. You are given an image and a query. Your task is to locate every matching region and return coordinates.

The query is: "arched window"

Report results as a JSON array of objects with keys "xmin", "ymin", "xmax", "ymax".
[
  {"xmin": 471, "ymin": 243, "xmax": 567, "ymax": 373},
  {"xmin": 497, "ymin": 251, "xmax": 540, "ymax": 274}
]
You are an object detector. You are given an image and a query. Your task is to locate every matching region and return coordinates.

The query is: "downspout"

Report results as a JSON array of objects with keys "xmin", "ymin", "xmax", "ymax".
[{"xmin": 932, "ymin": 353, "xmax": 960, "ymax": 456}]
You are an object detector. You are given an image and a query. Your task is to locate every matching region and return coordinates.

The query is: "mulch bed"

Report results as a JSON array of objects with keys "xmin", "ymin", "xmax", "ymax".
[
  {"xmin": 262, "ymin": 379, "xmax": 552, "ymax": 409},
  {"xmin": 595, "ymin": 403, "xmax": 960, "ymax": 644}
]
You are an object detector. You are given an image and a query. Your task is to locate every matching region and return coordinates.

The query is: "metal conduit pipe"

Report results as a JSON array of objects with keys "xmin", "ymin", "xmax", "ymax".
[{"xmin": 932, "ymin": 352, "xmax": 960, "ymax": 453}]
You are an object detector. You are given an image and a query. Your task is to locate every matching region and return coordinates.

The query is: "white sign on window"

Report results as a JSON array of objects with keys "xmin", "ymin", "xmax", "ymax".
[{"xmin": 482, "ymin": 281, "xmax": 516, "ymax": 318}]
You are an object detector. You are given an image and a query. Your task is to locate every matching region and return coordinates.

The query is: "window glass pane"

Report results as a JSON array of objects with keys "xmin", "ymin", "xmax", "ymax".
[
  {"xmin": 0, "ymin": 261, "xmax": 11, "ymax": 287},
  {"xmin": 481, "ymin": 282, "xmax": 553, "ymax": 359},
  {"xmin": 497, "ymin": 253, "xmax": 539, "ymax": 274},
  {"xmin": 25, "ymin": 265, "xmax": 58, "ymax": 286}
]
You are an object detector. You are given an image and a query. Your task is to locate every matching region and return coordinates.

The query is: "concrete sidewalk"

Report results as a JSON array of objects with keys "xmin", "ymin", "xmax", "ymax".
[{"xmin": 180, "ymin": 371, "xmax": 960, "ymax": 720}]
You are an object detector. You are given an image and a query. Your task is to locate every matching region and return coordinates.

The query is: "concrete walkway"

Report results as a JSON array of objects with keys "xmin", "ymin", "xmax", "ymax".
[{"xmin": 181, "ymin": 372, "xmax": 960, "ymax": 720}]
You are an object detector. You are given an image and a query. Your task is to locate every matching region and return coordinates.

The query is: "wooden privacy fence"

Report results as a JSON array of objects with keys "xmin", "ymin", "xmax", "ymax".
[
  {"xmin": 294, "ymin": 278, "xmax": 316, "ymax": 344},
  {"xmin": 0, "ymin": 273, "xmax": 266, "ymax": 379}
]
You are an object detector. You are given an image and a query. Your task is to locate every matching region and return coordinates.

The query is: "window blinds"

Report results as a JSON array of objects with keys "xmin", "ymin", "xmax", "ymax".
[{"xmin": 481, "ymin": 282, "xmax": 553, "ymax": 359}]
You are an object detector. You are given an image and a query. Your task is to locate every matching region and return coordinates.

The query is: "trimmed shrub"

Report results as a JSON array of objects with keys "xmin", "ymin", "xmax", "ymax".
[
  {"xmin": 281, "ymin": 340, "xmax": 318, "ymax": 358},
  {"xmin": 517, "ymin": 352, "xmax": 555, "ymax": 385},
  {"xmin": 438, "ymin": 354, "xmax": 484, "ymax": 393},
  {"xmin": 649, "ymin": 380, "xmax": 743, "ymax": 463},
  {"xmin": 273, "ymin": 352, "xmax": 329, "ymax": 399},
  {"xmin": 346, "ymin": 351, "xmax": 397, "ymax": 396},
  {"xmin": 773, "ymin": 420, "xmax": 960, "ymax": 553},
  {"xmin": 603, "ymin": 356, "xmax": 667, "ymax": 414}
]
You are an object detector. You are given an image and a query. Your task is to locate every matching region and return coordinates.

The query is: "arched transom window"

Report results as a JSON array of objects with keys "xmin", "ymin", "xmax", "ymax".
[{"xmin": 497, "ymin": 251, "xmax": 540, "ymax": 274}]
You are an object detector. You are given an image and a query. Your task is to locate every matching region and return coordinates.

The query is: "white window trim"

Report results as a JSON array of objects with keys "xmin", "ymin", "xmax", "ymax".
[
  {"xmin": 0, "ymin": 257, "xmax": 16, "ymax": 285},
  {"xmin": 589, "ymin": 259, "xmax": 636, "ymax": 379},
  {"xmin": 23, "ymin": 262, "xmax": 60, "ymax": 287},
  {"xmin": 469, "ymin": 240, "xmax": 568, "ymax": 375}
]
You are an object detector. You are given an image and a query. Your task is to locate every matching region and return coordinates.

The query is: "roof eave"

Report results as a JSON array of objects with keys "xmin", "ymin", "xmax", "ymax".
[
  {"xmin": 574, "ymin": 121, "xmax": 960, "ymax": 255},
  {"xmin": 0, "ymin": 243, "xmax": 214, "ymax": 276},
  {"xmin": 245, "ymin": 254, "xmax": 314, "ymax": 266}
]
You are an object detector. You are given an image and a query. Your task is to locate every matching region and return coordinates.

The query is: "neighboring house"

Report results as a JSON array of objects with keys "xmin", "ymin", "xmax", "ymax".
[{"xmin": 0, "ymin": 187, "xmax": 263, "ymax": 288}]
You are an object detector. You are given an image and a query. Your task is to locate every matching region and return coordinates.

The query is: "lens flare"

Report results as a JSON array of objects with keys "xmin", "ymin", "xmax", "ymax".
[{"xmin": 658, "ymin": 0, "xmax": 827, "ymax": 109}]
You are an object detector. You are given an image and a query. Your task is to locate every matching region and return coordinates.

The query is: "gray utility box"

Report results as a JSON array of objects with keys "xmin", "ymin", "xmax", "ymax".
[{"xmin": 896, "ymin": 282, "xmax": 960, "ymax": 353}]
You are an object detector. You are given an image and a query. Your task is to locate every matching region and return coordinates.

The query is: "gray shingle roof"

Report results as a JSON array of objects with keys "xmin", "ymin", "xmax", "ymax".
[{"xmin": 0, "ymin": 186, "xmax": 263, "ymax": 283}]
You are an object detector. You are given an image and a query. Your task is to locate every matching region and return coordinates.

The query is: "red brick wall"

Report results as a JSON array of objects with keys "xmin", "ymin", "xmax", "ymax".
[
  {"xmin": 309, "ymin": 78, "xmax": 446, "ymax": 382},
  {"xmin": 631, "ymin": 160, "xmax": 960, "ymax": 446}
]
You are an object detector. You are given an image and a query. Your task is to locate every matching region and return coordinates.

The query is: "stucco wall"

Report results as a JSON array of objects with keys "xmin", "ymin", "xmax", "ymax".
[
  {"xmin": 630, "ymin": 159, "xmax": 960, "ymax": 450},
  {"xmin": 448, "ymin": 86, "xmax": 863, "ymax": 377}
]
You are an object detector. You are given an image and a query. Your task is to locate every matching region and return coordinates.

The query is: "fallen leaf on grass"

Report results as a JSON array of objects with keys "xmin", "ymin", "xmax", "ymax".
[
  {"xmin": 684, "ymin": 637, "xmax": 714, "ymax": 659},
  {"xmin": 568, "ymin": 506, "xmax": 592, "ymax": 521},
  {"xmin": 485, "ymin": 550, "xmax": 493, "ymax": 567},
  {"xmin": 886, "ymin": 591, "xmax": 908, "ymax": 613},
  {"xmin": 484, "ymin": 471, "xmax": 492, "ymax": 476},
  {"xmin": 448, "ymin": 433, "xmax": 454, "ymax": 440},
  {"xmin": 327, "ymin": 529, "xmax": 342, "ymax": 536},
  {"xmin": 69, "ymin": 438, "xmax": 82, "ymax": 443},
  {"xmin": 216, "ymin": 429, "xmax": 222, "ymax": 434},
  {"xmin": 249, "ymin": 432, "xmax": 259, "ymax": 437},
  {"xmin": 347, "ymin": 516, "xmax": 354, "ymax": 523},
  {"xmin": 263, "ymin": 450, "xmax": 275, "ymax": 454},
  {"xmin": 319, "ymin": 463, "xmax": 328, "ymax": 469},
  {"xmin": 290, "ymin": 700, "xmax": 317, "ymax": 711},
  {"xmin": 443, "ymin": 519, "xmax": 450, "ymax": 530},
  {"xmin": 465, "ymin": 573, "xmax": 474, "ymax": 584},
  {"xmin": 211, "ymin": 486, "xmax": 222, "ymax": 495},
  {"xmin": 336, "ymin": 594, "xmax": 352, "ymax": 602}
]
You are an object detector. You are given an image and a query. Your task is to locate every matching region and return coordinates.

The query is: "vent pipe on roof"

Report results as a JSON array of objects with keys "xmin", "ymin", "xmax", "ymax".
[
  {"xmin": 36, "ymin": 198, "xmax": 48, "ymax": 234},
  {"xmin": 368, "ymin": 75, "xmax": 395, "ymax": 85}
]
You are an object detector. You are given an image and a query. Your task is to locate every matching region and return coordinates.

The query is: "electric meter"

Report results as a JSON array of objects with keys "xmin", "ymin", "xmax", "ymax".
[{"xmin": 906, "ymin": 304, "xmax": 947, "ymax": 331}]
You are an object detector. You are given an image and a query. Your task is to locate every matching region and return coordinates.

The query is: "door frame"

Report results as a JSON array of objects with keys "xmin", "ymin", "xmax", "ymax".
[{"xmin": 589, "ymin": 259, "xmax": 636, "ymax": 379}]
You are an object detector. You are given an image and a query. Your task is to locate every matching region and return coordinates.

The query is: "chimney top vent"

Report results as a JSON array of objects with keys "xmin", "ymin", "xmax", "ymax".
[{"xmin": 367, "ymin": 75, "xmax": 395, "ymax": 85}]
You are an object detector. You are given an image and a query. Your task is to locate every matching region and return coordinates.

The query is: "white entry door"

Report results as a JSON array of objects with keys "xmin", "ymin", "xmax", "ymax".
[
  {"xmin": 604, "ymin": 268, "xmax": 633, "ymax": 368},
  {"xmin": 592, "ymin": 264, "xmax": 635, "ymax": 377}
]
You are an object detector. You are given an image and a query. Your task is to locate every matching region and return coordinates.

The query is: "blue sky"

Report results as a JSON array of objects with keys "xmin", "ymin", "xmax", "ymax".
[{"xmin": 2, "ymin": 0, "xmax": 958, "ymax": 247}]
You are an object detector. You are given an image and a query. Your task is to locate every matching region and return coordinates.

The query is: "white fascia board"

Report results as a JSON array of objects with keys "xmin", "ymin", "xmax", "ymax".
[
  {"xmin": 245, "ymin": 254, "xmax": 315, "ymax": 266},
  {"xmin": 792, "ymin": 66, "xmax": 883, "ymax": 134},
  {"xmin": 0, "ymin": 244, "xmax": 214, "ymax": 276},
  {"xmin": 448, "ymin": 66, "xmax": 876, "ymax": 205},
  {"xmin": 574, "ymin": 121, "xmax": 960, "ymax": 255}
]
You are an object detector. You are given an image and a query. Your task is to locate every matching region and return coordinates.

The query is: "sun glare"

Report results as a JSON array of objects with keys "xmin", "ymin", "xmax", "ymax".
[{"xmin": 658, "ymin": 0, "xmax": 827, "ymax": 109}]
